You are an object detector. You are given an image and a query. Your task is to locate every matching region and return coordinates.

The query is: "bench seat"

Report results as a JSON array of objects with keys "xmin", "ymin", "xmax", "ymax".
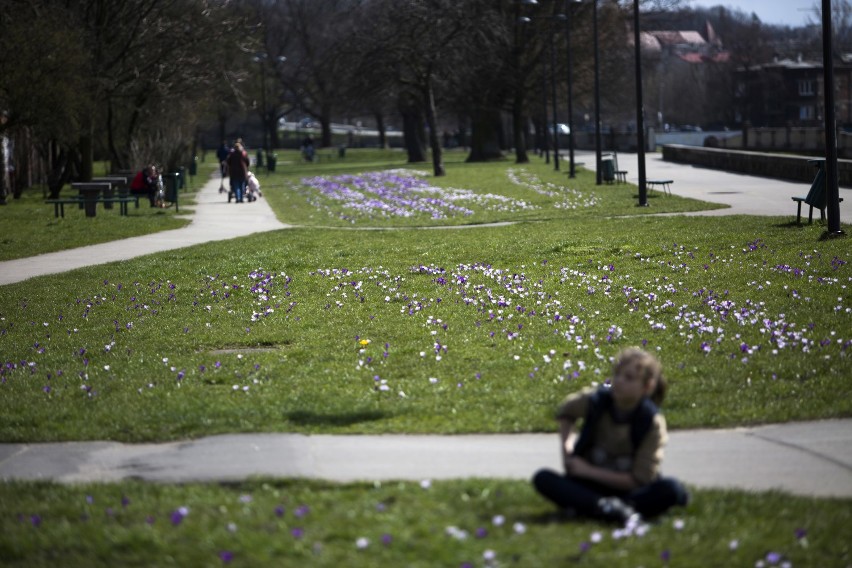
[{"xmin": 646, "ymin": 179, "xmax": 673, "ymax": 196}]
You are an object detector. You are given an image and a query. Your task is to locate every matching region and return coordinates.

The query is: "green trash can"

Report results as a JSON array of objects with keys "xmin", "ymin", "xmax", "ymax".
[
  {"xmin": 601, "ymin": 158, "xmax": 615, "ymax": 183},
  {"xmin": 267, "ymin": 153, "xmax": 277, "ymax": 173},
  {"xmin": 189, "ymin": 157, "xmax": 198, "ymax": 177},
  {"xmin": 162, "ymin": 172, "xmax": 180, "ymax": 212}
]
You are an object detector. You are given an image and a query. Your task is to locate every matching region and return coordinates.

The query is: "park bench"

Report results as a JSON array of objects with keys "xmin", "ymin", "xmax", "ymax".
[
  {"xmin": 646, "ymin": 179, "xmax": 673, "ymax": 196},
  {"xmin": 792, "ymin": 159, "xmax": 844, "ymax": 224}
]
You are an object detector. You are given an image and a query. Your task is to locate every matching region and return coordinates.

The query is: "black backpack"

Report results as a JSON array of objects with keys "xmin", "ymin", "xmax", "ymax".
[{"xmin": 572, "ymin": 388, "xmax": 658, "ymax": 458}]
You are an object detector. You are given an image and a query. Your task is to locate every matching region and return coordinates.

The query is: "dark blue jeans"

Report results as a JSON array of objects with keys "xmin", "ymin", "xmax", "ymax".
[{"xmin": 532, "ymin": 468, "xmax": 688, "ymax": 518}]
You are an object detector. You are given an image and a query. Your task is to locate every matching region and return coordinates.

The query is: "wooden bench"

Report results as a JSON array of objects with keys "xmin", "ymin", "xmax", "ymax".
[
  {"xmin": 793, "ymin": 160, "xmax": 844, "ymax": 224},
  {"xmin": 646, "ymin": 179, "xmax": 673, "ymax": 196}
]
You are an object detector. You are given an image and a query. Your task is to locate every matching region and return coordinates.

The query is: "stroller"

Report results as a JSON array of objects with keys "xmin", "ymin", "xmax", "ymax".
[{"xmin": 244, "ymin": 171, "xmax": 262, "ymax": 202}]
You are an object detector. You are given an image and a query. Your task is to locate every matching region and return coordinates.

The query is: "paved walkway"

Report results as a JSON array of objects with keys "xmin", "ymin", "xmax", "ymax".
[
  {"xmin": 1, "ymin": 160, "xmax": 851, "ymax": 497},
  {"xmin": 2, "ymin": 420, "xmax": 851, "ymax": 497},
  {"xmin": 0, "ymin": 173, "xmax": 289, "ymax": 286}
]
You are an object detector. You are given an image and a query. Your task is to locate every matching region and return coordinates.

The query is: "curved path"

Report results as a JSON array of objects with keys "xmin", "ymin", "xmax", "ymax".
[{"xmin": 0, "ymin": 175, "xmax": 289, "ymax": 286}]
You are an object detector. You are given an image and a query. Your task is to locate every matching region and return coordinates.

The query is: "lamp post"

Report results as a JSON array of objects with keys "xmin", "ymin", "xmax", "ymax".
[
  {"xmin": 549, "ymin": 19, "xmax": 561, "ymax": 171},
  {"xmin": 822, "ymin": 0, "xmax": 844, "ymax": 236},
  {"xmin": 592, "ymin": 0, "xmax": 603, "ymax": 185},
  {"xmin": 565, "ymin": 0, "xmax": 581, "ymax": 178},
  {"xmin": 541, "ymin": 49, "xmax": 551, "ymax": 164},
  {"xmin": 632, "ymin": 0, "xmax": 648, "ymax": 206},
  {"xmin": 252, "ymin": 53, "xmax": 286, "ymax": 166}
]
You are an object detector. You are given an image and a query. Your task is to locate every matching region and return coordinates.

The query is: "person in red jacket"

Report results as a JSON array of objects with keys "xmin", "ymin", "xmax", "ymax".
[{"xmin": 130, "ymin": 164, "xmax": 158, "ymax": 207}]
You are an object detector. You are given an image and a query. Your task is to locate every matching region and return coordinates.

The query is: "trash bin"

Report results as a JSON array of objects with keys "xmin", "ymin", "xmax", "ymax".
[
  {"xmin": 338, "ymin": 146, "xmax": 346, "ymax": 159},
  {"xmin": 163, "ymin": 172, "xmax": 180, "ymax": 212},
  {"xmin": 601, "ymin": 158, "xmax": 615, "ymax": 183},
  {"xmin": 178, "ymin": 167, "xmax": 186, "ymax": 189},
  {"xmin": 189, "ymin": 156, "xmax": 198, "ymax": 177},
  {"xmin": 267, "ymin": 153, "xmax": 277, "ymax": 172}
]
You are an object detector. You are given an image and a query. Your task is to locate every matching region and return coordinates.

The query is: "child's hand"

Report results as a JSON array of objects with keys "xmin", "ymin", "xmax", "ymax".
[{"xmin": 564, "ymin": 456, "xmax": 592, "ymax": 478}]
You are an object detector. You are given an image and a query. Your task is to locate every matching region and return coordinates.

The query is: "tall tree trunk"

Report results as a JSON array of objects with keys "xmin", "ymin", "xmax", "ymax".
[
  {"xmin": 320, "ymin": 105, "xmax": 332, "ymax": 147},
  {"xmin": 374, "ymin": 111, "xmax": 387, "ymax": 149},
  {"xmin": 79, "ymin": 122, "xmax": 93, "ymax": 182},
  {"xmin": 400, "ymin": 98, "xmax": 426, "ymax": 163},
  {"xmin": 466, "ymin": 107, "xmax": 503, "ymax": 162},
  {"xmin": 513, "ymin": 94, "xmax": 529, "ymax": 163},
  {"xmin": 423, "ymin": 80, "xmax": 445, "ymax": 177}
]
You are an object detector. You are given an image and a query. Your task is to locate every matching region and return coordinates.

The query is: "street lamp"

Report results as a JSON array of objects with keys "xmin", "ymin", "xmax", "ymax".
[
  {"xmin": 632, "ymin": 0, "xmax": 648, "ymax": 206},
  {"xmin": 527, "ymin": 11, "xmax": 567, "ymax": 171},
  {"xmin": 821, "ymin": 0, "xmax": 844, "ymax": 236},
  {"xmin": 564, "ymin": 0, "xmax": 582, "ymax": 178},
  {"xmin": 549, "ymin": 16, "xmax": 562, "ymax": 171},
  {"xmin": 252, "ymin": 53, "xmax": 286, "ymax": 167},
  {"xmin": 592, "ymin": 0, "xmax": 603, "ymax": 185}
]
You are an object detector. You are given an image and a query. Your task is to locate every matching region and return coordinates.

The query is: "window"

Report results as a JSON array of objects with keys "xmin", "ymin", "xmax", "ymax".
[
  {"xmin": 798, "ymin": 79, "xmax": 815, "ymax": 96},
  {"xmin": 800, "ymin": 105, "xmax": 815, "ymax": 120}
]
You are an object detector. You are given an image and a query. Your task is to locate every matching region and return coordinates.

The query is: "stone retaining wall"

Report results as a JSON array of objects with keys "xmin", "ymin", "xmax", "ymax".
[{"xmin": 661, "ymin": 145, "xmax": 852, "ymax": 187}]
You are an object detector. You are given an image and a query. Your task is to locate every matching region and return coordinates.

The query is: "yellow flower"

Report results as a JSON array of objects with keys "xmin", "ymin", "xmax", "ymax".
[{"xmin": 359, "ymin": 339, "xmax": 371, "ymax": 346}]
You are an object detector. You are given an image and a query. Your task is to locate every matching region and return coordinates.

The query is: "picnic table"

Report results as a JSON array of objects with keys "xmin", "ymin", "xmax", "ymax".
[{"xmin": 45, "ymin": 182, "xmax": 137, "ymax": 218}]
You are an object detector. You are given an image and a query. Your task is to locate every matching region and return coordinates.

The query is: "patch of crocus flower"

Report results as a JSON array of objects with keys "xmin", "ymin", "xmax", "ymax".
[
  {"xmin": 507, "ymin": 167, "xmax": 600, "ymax": 210},
  {"xmin": 292, "ymin": 168, "xmax": 535, "ymax": 222}
]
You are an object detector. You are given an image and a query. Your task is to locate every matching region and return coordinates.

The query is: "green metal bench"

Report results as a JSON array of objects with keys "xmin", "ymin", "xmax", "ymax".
[{"xmin": 793, "ymin": 160, "xmax": 844, "ymax": 224}]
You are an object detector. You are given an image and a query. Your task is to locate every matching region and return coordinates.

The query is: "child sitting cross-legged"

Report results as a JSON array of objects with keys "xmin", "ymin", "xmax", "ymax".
[{"xmin": 532, "ymin": 347, "xmax": 689, "ymax": 524}]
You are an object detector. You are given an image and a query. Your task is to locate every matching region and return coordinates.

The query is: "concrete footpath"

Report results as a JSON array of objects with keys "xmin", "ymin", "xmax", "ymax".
[
  {"xmin": 1, "ymin": 420, "xmax": 852, "ymax": 497},
  {"xmin": 0, "ymin": 173, "xmax": 289, "ymax": 286},
  {"xmin": 1, "ymin": 159, "xmax": 851, "ymax": 497}
]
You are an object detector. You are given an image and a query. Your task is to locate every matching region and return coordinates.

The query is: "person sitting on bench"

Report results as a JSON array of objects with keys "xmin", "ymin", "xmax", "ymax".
[{"xmin": 130, "ymin": 164, "xmax": 159, "ymax": 207}]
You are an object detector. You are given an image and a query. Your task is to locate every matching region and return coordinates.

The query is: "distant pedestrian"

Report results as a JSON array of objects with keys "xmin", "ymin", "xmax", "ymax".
[
  {"xmin": 532, "ymin": 348, "xmax": 689, "ymax": 524},
  {"xmin": 301, "ymin": 135, "xmax": 315, "ymax": 162},
  {"xmin": 225, "ymin": 142, "xmax": 250, "ymax": 203},
  {"xmin": 216, "ymin": 140, "xmax": 230, "ymax": 193}
]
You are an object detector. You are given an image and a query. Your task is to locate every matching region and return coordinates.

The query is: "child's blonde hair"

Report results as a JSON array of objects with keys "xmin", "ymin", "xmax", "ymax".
[{"xmin": 614, "ymin": 347, "xmax": 667, "ymax": 406}]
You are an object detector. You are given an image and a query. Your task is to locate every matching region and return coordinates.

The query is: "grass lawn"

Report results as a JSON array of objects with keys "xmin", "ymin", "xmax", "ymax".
[
  {"xmin": 0, "ymin": 161, "xmax": 207, "ymax": 262},
  {"xmin": 1, "ymin": 479, "xmax": 849, "ymax": 567},
  {"xmin": 1, "ymin": 148, "xmax": 850, "ymax": 565}
]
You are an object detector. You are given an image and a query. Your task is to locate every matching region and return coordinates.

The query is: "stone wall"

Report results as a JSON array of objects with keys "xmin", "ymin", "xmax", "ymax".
[{"xmin": 661, "ymin": 145, "xmax": 852, "ymax": 187}]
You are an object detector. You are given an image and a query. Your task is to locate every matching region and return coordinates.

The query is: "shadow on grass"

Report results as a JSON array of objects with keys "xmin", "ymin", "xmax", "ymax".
[{"xmin": 284, "ymin": 409, "xmax": 391, "ymax": 427}]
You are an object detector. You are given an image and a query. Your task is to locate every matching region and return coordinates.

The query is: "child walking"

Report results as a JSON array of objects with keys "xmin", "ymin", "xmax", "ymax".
[{"xmin": 532, "ymin": 347, "xmax": 689, "ymax": 524}]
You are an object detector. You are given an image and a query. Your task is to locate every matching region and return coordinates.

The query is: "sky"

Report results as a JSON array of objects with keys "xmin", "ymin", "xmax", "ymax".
[{"xmin": 684, "ymin": 0, "xmax": 819, "ymax": 28}]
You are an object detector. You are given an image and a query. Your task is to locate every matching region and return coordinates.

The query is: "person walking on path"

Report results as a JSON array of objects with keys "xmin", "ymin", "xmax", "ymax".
[
  {"xmin": 216, "ymin": 140, "xmax": 230, "ymax": 193},
  {"xmin": 225, "ymin": 142, "xmax": 250, "ymax": 203},
  {"xmin": 532, "ymin": 348, "xmax": 689, "ymax": 524}
]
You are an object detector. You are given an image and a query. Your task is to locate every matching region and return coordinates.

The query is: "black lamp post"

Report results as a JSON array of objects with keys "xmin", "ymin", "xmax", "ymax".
[
  {"xmin": 549, "ymin": 20, "xmax": 561, "ymax": 171},
  {"xmin": 252, "ymin": 53, "xmax": 286, "ymax": 164},
  {"xmin": 565, "ymin": 0, "xmax": 581, "ymax": 178},
  {"xmin": 632, "ymin": 0, "xmax": 647, "ymax": 206},
  {"xmin": 592, "ymin": 0, "xmax": 603, "ymax": 185},
  {"xmin": 541, "ymin": 48, "xmax": 551, "ymax": 164},
  {"xmin": 822, "ymin": 0, "xmax": 844, "ymax": 236}
]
